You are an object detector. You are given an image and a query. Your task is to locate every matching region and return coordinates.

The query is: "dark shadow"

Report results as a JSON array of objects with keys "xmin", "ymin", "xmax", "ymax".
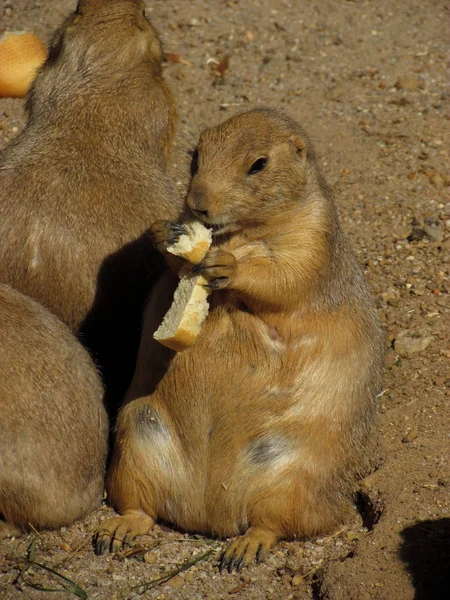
[
  {"xmin": 78, "ymin": 229, "xmax": 169, "ymax": 419},
  {"xmin": 355, "ymin": 489, "xmax": 383, "ymax": 531},
  {"xmin": 399, "ymin": 518, "xmax": 450, "ymax": 600}
]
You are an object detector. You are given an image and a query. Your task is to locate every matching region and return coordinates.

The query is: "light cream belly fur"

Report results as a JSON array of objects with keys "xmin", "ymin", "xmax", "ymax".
[{"xmin": 129, "ymin": 301, "xmax": 373, "ymax": 535}]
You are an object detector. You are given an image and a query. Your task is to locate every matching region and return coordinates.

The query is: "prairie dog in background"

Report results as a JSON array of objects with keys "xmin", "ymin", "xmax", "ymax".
[
  {"xmin": 96, "ymin": 109, "xmax": 384, "ymax": 570},
  {"xmin": 0, "ymin": 0, "xmax": 182, "ymax": 411},
  {"xmin": 0, "ymin": 284, "xmax": 108, "ymax": 540}
]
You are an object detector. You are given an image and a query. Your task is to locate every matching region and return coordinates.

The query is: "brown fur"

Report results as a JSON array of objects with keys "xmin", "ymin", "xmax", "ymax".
[
  {"xmin": 0, "ymin": 0, "xmax": 182, "ymax": 410},
  {"xmin": 0, "ymin": 284, "xmax": 108, "ymax": 539},
  {"xmin": 97, "ymin": 109, "xmax": 384, "ymax": 567}
]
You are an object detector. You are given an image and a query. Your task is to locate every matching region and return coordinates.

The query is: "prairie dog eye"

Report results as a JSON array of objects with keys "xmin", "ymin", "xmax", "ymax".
[{"xmin": 247, "ymin": 157, "xmax": 267, "ymax": 175}]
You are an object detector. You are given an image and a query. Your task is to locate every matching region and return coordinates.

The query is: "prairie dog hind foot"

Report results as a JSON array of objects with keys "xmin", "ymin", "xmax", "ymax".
[
  {"xmin": 0, "ymin": 521, "xmax": 21, "ymax": 541},
  {"xmin": 220, "ymin": 528, "xmax": 278, "ymax": 572},
  {"xmin": 95, "ymin": 510, "xmax": 155, "ymax": 555}
]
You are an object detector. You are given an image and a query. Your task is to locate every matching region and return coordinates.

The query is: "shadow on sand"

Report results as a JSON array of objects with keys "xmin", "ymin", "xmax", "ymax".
[{"xmin": 399, "ymin": 518, "xmax": 450, "ymax": 600}]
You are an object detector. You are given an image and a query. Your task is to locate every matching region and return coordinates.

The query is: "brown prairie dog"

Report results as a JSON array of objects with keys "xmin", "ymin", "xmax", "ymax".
[
  {"xmin": 97, "ymin": 109, "xmax": 384, "ymax": 570},
  {"xmin": 0, "ymin": 284, "xmax": 108, "ymax": 539},
  {"xmin": 0, "ymin": 0, "xmax": 182, "ymax": 410}
]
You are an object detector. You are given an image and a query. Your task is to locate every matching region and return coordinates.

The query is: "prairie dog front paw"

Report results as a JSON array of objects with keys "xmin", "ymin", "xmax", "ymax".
[
  {"xmin": 192, "ymin": 249, "xmax": 237, "ymax": 289},
  {"xmin": 150, "ymin": 220, "xmax": 186, "ymax": 254}
]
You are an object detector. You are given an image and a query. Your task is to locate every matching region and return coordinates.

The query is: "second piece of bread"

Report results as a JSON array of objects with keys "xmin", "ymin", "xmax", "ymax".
[{"xmin": 153, "ymin": 221, "xmax": 212, "ymax": 351}]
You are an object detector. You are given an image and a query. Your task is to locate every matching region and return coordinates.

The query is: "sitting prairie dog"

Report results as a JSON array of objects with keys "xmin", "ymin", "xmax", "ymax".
[
  {"xmin": 0, "ymin": 284, "xmax": 108, "ymax": 539},
  {"xmin": 96, "ymin": 109, "xmax": 384, "ymax": 570},
  {"xmin": 0, "ymin": 0, "xmax": 182, "ymax": 410}
]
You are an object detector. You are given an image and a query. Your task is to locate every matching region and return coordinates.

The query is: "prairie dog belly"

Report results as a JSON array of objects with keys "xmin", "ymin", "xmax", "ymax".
[
  {"xmin": 162, "ymin": 300, "xmax": 372, "ymax": 524},
  {"xmin": 159, "ymin": 304, "xmax": 291, "ymax": 413},
  {"xmin": 164, "ymin": 299, "xmax": 370, "ymax": 421},
  {"xmin": 147, "ymin": 306, "xmax": 294, "ymax": 533}
]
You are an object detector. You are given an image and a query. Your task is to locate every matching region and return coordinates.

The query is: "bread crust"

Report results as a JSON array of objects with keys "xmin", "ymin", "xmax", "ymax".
[
  {"xmin": 158, "ymin": 328, "xmax": 198, "ymax": 352},
  {"xmin": 169, "ymin": 241, "xmax": 211, "ymax": 265}
]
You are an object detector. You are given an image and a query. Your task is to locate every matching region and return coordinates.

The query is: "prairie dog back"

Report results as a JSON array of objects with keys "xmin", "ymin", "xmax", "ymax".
[
  {"xmin": 0, "ymin": 0, "xmax": 182, "ymax": 408},
  {"xmin": 0, "ymin": 284, "xmax": 108, "ymax": 539}
]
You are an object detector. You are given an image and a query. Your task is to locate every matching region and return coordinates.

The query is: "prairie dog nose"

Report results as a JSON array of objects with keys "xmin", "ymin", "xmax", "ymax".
[{"xmin": 187, "ymin": 186, "xmax": 209, "ymax": 219}]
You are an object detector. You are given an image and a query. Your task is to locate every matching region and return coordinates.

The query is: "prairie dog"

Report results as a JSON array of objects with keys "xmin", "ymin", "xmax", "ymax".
[
  {"xmin": 0, "ymin": 284, "xmax": 108, "ymax": 539},
  {"xmin": 96, "ymin": 109, "xmax": 384, "ymax": 569},
  {"xmin": 0, "ymin": 0, "xmax": 182, "ymax": 409}
]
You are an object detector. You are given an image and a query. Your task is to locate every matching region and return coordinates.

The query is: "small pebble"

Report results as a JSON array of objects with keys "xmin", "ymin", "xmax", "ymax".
[
  {"xmin": 58, "ymin": 542, "xmax": 71, "ymax": 552},
  {"xmin": 288, "ymin": 545, "xmax": 304, "ymax": 558},
  {"xmin": 394, "ymin": 332, "xmax": 433, "ymax": 358},
  {"xmin": 325, "ymin": 84, "xmax": 346, "ymax": 101},
  {"xmin": 423, "ymin": 223, "xmax": 444, "ymax": 242},
  {"xmin": 291, "ymin": 573, "xmax": 304, "ymax": 586},
  {"xmin": 144, "ymin": 551, "xmax": 159, "ymax": 564},
  {"xmin": 395, "ymin": 75, "xmax": 424, "ymax": 91},
  {"xmin": 402, "ymin": 428, "xmax": 419, "ymax": 443},
  {"xmin": 166, "ymin": 575, "xmax": 185, "ymax": 589},
  {"xmin": 411, "ymin": 286, "xmax": 425, "ymax": 296},
  {"xmin": 381, "ymin": 287, "xmax": 400, "ymax": 306}
]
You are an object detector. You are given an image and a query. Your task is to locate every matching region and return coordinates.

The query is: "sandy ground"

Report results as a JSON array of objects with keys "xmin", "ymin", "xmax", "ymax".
[{"xmin": 1, "ymin": 0, "xmax": 449, "ymax": 598}]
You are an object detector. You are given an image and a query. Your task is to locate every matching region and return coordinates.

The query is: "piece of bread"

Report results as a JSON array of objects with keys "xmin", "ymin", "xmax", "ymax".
[
  {"xmin": 154, "ymin": 221, "xmax": 212, "ymax": 351},
  {"xmin": 0, "ymin": 31, "xmax": 47, "ymax": 98},
  {"xmin": 166, "ymin": 220, "xmax": 212, "ymax": 265}
]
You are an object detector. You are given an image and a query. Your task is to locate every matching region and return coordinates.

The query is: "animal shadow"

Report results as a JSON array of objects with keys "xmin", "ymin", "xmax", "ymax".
[
  {"xmin": 79, "ymin": 229, "xmax": 169, "ymax": 418},
  {"xmin": 399, "ymin": 518, "xmax": 450, "ymax": 600}
]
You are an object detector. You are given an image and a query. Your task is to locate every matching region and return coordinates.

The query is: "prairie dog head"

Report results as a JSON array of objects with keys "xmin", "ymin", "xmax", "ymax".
[
  {"xmin": 187, "ymin": 109, "xmax": 319, "ymax": 235},
  {"xmin": 30, "ymin": 0, "xmax": 163, "ymax": 105}
]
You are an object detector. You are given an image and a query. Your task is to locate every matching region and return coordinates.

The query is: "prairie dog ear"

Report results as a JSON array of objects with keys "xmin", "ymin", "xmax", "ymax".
[{"xmin": 290, "ymin": 135, "xmax": 306, "ymax": 157}]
